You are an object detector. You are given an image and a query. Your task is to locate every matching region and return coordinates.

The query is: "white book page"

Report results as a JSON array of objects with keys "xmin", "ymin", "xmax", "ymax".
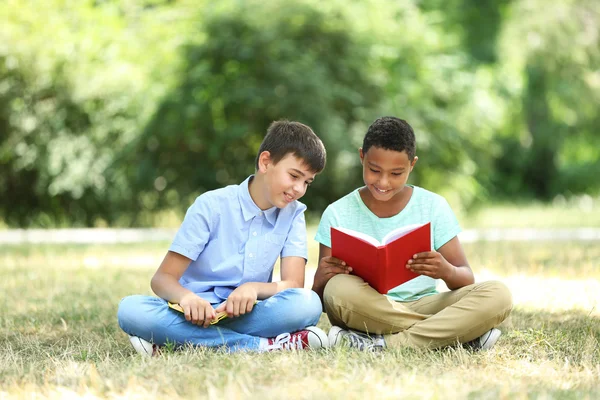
[
  {"xmin": 381, "ymin": 223, "xmax": 424, "ymax": 245},
  {"xmin": 334, "ymin": 227, "xmax": 381, "ymax": 246}
]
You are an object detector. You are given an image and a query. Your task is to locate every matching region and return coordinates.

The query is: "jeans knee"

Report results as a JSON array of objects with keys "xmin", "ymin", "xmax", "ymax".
[
  {"xmin": 279, "ymin": 288, "xmax": 322, "ymax": 326},
  {"xmin": 295, "ymin": 288, "xmax": 323, "ymax": 316},
  {"xmin": 117, "ymin": 295, "xmax": 157, "ymax": 335},
  {"xmin": 305, "ymin": 289, "xmax": 324, "ymax": 319},
  {"xmin": 117, "ymin": 296, "xmax": 135, "ymax": 330}
]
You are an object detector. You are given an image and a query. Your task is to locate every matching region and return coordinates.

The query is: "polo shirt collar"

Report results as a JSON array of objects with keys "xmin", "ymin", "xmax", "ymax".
[{"xmin": 239, "ymin": 175, "xmax": 278, "ymax": 226}]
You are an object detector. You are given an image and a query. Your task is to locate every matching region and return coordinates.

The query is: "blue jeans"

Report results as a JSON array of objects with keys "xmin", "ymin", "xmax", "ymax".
[{"xmin": 117, "ymin": 288, "xmax": 322, "ymax": 351}]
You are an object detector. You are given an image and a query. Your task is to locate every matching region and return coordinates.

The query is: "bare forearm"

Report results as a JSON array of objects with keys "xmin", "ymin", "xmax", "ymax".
[
  {"xmin": 150, "ymin": 272, "xmax": 194, "ymax": 303},
  {"xmin": 248, "ymin": 280, "xmax": 303, "ymax": 300},
  {"xmin": 444, "ymin": 265, "xmax": 475, "ymax": 290}
]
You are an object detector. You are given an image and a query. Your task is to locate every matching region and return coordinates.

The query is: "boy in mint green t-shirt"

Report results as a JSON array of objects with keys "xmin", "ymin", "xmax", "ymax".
[{"xmin": 312, "ymin": 116, "xmax": 513, "ymax": 351}]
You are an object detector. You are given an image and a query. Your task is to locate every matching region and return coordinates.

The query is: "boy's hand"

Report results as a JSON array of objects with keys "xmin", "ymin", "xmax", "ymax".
[
  {"xmin": 217, "ymin": 283, "xmax": 258, "ymax": 318},
  {"xmin": 313, "ymin": 256, "xmax": 353, "ymax": 293},
  {"xmin": 406, "ymin": 251, "xmax": 454, "ymax": 280},
  {"xmin": 179, "ymin": 292, "xmax": 216, "ymax": 328}
]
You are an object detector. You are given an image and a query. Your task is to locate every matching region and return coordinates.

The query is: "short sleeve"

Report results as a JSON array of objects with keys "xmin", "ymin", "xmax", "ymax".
[
  {"xmin": 281, "ymin": 204, "xmax": 308, "ymax": 260},
  {"xmin": 431, "ymin": 197, "xmax": 461, "ymax": 250},
  {"xmin": 169, "ymin": 195, "xmax": 215, "ymax": 260},
  {"xmin": 314, "ymin": 205, "xmax": 338, "ymax": 248}
]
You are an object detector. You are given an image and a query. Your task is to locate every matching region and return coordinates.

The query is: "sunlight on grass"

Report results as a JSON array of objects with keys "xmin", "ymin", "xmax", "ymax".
[
  {"xmin": 1, "ymin": 238, "xmax": 599, "ymax": 398},
  {"xmin": 461, "ymin": 197, "xmax": 599, "ymax": 229}
]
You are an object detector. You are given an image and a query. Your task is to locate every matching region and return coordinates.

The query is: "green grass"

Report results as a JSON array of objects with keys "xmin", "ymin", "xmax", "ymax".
[
  {"xmin": 1, "ymin": 238, "xmax": 599, "ymax": 399},
  {"xmin": 460, "ymin": 197, "xmax": 599, "ymax": 229}
]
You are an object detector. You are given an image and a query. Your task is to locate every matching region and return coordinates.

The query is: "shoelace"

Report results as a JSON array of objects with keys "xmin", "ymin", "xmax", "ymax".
[
  {"xmin": 266, "ymin": 332, "xmax": 304, "ymax": 351},
  {"xmin": 345, "ymin": 332, "xmax": 377, "ymax": 351},
  {"xmin": 345, "ymin": 332, "xmax": 386, "ymax": 352}
]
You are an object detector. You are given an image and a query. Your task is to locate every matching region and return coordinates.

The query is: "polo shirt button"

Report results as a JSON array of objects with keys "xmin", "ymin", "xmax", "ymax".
[
  {"xmin": 253, "ymin": 232, "xmax": 257, "ymax": 236},
  {"xmin": 249, "ymin": 253, "xmax": 254, "ymax": 258}
]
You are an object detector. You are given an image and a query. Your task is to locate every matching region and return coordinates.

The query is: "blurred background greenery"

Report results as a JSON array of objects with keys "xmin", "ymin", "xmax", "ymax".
[{"xmin": 1, "ymin": 0, "xmax": 598, "ymax": 228}]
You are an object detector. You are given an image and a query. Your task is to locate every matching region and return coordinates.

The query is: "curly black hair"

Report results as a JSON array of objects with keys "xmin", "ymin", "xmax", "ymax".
[{"xmin": 362, "ymin": 116, "xmax": 416, "ymax": 160}]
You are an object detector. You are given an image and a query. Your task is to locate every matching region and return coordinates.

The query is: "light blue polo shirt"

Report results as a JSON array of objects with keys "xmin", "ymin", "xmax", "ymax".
[
  {"xmin": 170, "ymin": 175, "xmax": 308, "ymax": 304},
  {"xmin": 315, "ymin": 186, "xmax": 461, "ymax": 302}
]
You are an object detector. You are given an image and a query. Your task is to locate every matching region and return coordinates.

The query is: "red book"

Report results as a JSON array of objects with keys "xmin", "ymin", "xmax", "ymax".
[{"xmin": 330, "ymin": 222, "xmax": 431, "ymax": 294}]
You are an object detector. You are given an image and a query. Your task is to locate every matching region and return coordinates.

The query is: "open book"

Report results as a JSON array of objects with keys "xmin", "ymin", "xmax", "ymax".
[{"xmin": 330, "ymin": 222, "xmax": 431, "ymax": 294}]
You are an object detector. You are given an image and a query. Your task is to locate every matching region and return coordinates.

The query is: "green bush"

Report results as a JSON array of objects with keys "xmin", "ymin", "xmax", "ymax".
[
  {"xmin": 0, "ymin": 0, "xmax": 597, "ymax": 227},
  {"xmin": 123, "ymin": 0, "xmax": 382, "ymax": 215}
]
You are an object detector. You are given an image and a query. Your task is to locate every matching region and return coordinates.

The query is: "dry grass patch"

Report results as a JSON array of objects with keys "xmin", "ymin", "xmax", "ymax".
[{"xmin": 1, "ymin": 240, "xmax": 599, "ymax": 399}]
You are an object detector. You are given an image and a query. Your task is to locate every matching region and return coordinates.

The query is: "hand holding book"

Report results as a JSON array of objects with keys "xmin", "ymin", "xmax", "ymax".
[
  {"xmin": 331, "ymin": 222, "xmax": 431, "ymax": 294},
  {"xmin": 174, "ymin": 292, "xmax": 220, "ymax": 328},
  {"xmin": 406, "ymin": 249, "xmax": 455, "ymax": 280},
  {"xmin": 312, "ymin": 255, "xmax": 353, "ymax": 298},
  {"xmin": 168, "ymin": 302, "xmax": 228, "ymax": 325},
  {"xmin": 218, "ymin": 282, "xmax": 259, "ymax": 318},
  {"xmin": 168, "ymin": 300, "xmax": 259, "ymax": 325}
]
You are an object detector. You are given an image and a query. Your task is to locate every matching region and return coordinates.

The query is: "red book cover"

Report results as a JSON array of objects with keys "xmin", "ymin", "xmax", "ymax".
[{"xmin": 330, "ymin": 222, "xmax": 431, "ymax": 294}]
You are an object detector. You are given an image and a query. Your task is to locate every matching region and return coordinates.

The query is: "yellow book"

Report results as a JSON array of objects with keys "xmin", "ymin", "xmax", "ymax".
[{"xmin": 167, "ymin": 301, "xmax": 257, "ymax": 325}]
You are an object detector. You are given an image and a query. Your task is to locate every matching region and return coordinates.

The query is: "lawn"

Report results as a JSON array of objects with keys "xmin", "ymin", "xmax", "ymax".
[{"xmin": 1, "ymin": 236, "xmax": 599, "ymax": 399}]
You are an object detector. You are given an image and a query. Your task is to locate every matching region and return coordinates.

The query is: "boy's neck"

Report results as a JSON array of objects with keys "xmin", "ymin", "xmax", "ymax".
[
  {"xmin": 247, "ymin": 174, "xmax": 272, "ymax": 211},
  {"xmin": 359, "ymin": 185, "xmax": 413, "ymax": 218}
]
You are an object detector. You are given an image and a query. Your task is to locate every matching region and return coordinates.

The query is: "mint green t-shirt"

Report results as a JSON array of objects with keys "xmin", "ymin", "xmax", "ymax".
[{"xmin": 314, "ymin": 186, "xmax": 461, "ymax": 302}]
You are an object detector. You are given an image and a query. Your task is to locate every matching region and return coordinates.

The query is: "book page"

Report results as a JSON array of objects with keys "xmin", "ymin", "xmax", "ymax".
[
  {"xmin": 381, "ymin": 223, "xmax": 426, "ymax": 245},
  {"xmin": 334, "ymin": 227, "xmax": 381, "ymax": 246}
]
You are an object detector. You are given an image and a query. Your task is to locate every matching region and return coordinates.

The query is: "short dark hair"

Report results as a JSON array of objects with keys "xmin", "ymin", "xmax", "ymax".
[
  {"xmin": 362, "ymin": 116, "xmax": 416, "ymax": 160},
  {"xmin": 255, "ymin": 120, "xmax": 326, "ymax": 173}
]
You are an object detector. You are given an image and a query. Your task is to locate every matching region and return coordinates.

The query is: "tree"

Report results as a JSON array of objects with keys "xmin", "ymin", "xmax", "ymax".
[
  {"xmin": 122, "ymin": 0, "xmax": 382, "ymax": 216},
  {"xmin": 491, "ymin": 0, "xmax": 600, "ymax": 199}
]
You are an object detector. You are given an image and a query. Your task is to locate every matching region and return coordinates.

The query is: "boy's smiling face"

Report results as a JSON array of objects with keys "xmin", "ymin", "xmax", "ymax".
[
  {"xmin": 359, "ymin": 146, "xmax": 417, "ymax": 202},
  {"xmin": 256, "ymin": 152, "xmax": 316, "ymax": 209}
]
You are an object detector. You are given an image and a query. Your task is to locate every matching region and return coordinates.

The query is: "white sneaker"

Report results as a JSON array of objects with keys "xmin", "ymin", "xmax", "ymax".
[
  {"xmin": 464, "ymin": 328, "xmax": 502, "ymax": 351},
  {"xmin": 129, "ymin": 335, "xmax": 160, "ymax": 357},
  {"xmin": 328, "ymin": 326, "xmax": 386, "ymax": 352},
  {"xmin": 260, "ymin": 326, "xmax": 329, "ymax": 351}
]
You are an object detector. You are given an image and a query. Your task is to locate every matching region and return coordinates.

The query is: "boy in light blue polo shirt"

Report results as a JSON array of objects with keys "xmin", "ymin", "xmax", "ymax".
[
  {"xmin": 312, "ymin": 117, "xmax": 513, "ymax": 351},
  {"xmin": 118, "ymin": 120, "xmax": 328, "ymax": 355}
]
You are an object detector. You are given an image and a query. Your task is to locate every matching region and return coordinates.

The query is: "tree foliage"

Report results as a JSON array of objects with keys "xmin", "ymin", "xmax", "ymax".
[
  {"xmin": 489, "ymin": 0, "xmax": 600, "ymax": 199},
  {"xmin": 122, "ymin": 0, "xmax": 382, "ymax": 216},
  {"xmin": 0, "ymin": 0, "xmax": 598, "ymax": 227}
]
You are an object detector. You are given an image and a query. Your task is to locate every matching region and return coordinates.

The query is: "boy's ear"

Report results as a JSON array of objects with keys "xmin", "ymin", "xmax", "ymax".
[
  {"xmin": 359, "ymin": 148, "xmax": 364, "ymax": 164},
  {"xmin": 257, "ymin": 151, "xmax": 272, "ymax": 173},
  {"xmin": 410, "ymin": 156, "xmax": 418, "ymax": 169}
]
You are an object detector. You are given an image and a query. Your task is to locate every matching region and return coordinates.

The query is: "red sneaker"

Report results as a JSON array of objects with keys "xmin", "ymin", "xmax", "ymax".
[{"xmin": 261, "ymin": 326, "xmax": 329, "ymax": 351}]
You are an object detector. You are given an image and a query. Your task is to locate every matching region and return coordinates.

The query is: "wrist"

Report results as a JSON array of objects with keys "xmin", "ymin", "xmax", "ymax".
[
  {"xmin": 312, "ymin": 279, "xmax": 326, "ymax": 296},
  {"xmin": 177, "ymin": 290, "xmax": 197, "ymax": 303},
  {"xmin": 241, "ymin": 282, "xmax": 261, "ymax": 296},
  {"xmin": 445, "ymin": 263, "xmax": 457, "ymax": 281},
  {"xmin": 311, "ymin": 282, "xmax": 321, "ymax": 294},
  {"xmin": 240, "ymin": 282, "xmax": 257, "ymax": 290}
]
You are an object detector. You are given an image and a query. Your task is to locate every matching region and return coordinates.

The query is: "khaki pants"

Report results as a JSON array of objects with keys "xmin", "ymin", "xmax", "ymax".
[{"xmin": 323, "ymin": 274, "xmax": 513, "ymax": 349}]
